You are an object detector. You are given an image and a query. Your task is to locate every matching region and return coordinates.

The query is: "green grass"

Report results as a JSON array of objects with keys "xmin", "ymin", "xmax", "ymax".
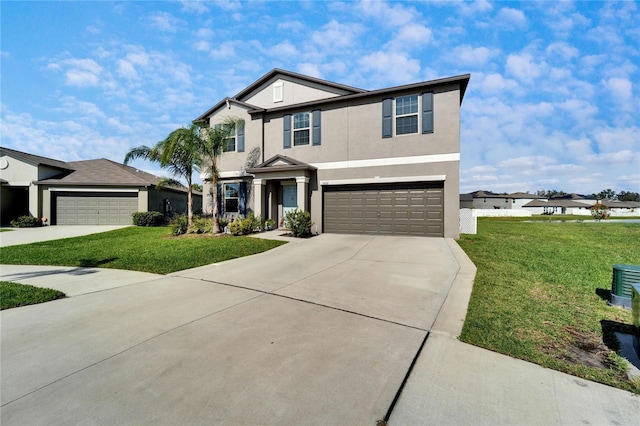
[
  {"xmin": 0, "ymin": 227, "xmax": 286, "ymax": 274},
  {"xmin": 1, "ymin": 281, "xmax": 66, "ymax": 310},
  {"xmin": 458, "ymin": 218, "xmax": 640, "ymax": 393}
]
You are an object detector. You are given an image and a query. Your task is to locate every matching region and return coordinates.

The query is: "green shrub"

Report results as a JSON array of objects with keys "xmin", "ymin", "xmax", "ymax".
[
  {"xmin": 132, "ymin": 211, "xmax": 165, "ymax": 227},
  {"xmin": 264, "ymin": 218, "xmax": 276, "ymax": 231},
  {"xmin": 228, "ymin": 214, "xmax": 262, "ymax": 236},
  {"xmin": 10, "ymin": 216, "xmax": 42, "ymax": 228},
  {"xmin": 170, "ymin": 215, "xmax": 189, "ymax": 236},
  {"xmin": 284, "ymin": 210, "xmax": 313, "ymax": 238},
  {"xmin": 217, "ymin": 217, "xmax": 229, "ymax": 233},
  {"xmin": 188, "ymin": 216, "xmax": 212, "ymax": 234}
]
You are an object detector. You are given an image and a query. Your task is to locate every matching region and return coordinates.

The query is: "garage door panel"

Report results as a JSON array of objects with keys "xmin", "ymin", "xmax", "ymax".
[
  {"xmin": 56, "ymin": 194, "xmax": 137, "ymax": 226},
  {"xmin": 324, "ymin": 182, "xmax": 444, "ymax": 237}
]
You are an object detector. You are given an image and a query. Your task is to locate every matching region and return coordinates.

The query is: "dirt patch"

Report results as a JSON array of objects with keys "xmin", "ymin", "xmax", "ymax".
[{"xmin": 558, "ymin": 326, "xmax": 612, "ymax": 370}]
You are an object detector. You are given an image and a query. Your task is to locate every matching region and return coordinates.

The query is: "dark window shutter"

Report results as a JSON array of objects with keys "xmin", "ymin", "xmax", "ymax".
[
  {"xmin": 237, "ymin": 120, "xmax": 245, "ymax": 152},
  {"xmin": 382, "ymin": 98, "xmax": 392, "ymax": 138},
  {"xmin": 239, "ymin": 182, "xmax": 247, "ymax": 216},
  {"xmin": 422, "ymin": 92, "xmax": 434, "ymax": 134},
  {"xmin": 283, "ymin": 114, "xmax": 291, "ymax": 149},
  {"xmin": 312, "ymin": 110, "xmax": 321, "ymax": 145},
  {"xmin": 216, "ymin": 183, "xmax": 223, "ymax": 215}
]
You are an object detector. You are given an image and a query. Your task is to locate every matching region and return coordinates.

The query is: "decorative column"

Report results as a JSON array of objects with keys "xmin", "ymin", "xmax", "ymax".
[
  {"xmin": 253, "ymin": 179, "xmax": 266, "ymax": 217},
  {"xmin": 296, "ymin": 176, "xmax": 309, "ymax": 212}
]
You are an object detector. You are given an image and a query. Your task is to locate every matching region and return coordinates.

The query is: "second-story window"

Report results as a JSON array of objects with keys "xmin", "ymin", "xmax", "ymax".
[
  {"xmin": 395, "ymin": 95, "xmax": 418, "ymax": 135},
  {"xmin": 223, "ymin": 134, "xmax": 236, "ymax": 152},
  {"xmin": 293, "ymin": 112, "xmax": 310, "ymax": 146}
]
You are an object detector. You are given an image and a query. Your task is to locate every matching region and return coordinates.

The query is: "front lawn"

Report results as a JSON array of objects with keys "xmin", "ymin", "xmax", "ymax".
[
  {"xmin": 1, "ymin": 281, "xmax": 66, "ymax": 310},
  {"xmin": 458, "ymin": 218, "xmax": 640, "ymax": 393},
  {"xmin": 0, "ymin": 227, "xmax": 286, "ymax": 274}
]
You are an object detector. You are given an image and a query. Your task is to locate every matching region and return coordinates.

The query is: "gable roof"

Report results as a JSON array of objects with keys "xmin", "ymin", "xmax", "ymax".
[
  {"xmin": 245, "ymin": 73, "xmax": 471, "ymax": 116},
  {"xmin": 246, "ymin": 154, "xmax": 316, "ymax": 174},
  {"xmin": 194, "ymin": 68, "xmax": 470, "ymax": 123},
  {"xmin": 37, "ymin": 158, "xmax": 165, "ymax": 187},
  {"xmin": 193, "ymin": 97, "xmax": 262, "ymax": 124},
  {"xmin": 0, "ymin": 146, "xmax": 73, "ymax": 171}
]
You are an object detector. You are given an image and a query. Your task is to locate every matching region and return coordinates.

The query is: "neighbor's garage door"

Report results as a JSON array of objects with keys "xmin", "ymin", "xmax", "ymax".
[
  {"xmin": 323, "ymin": 182, "xmax": 444, "ymax": 237},
  {"xmin": 55, "ymin": 193, "xmax": 138, "ymax": 225}
]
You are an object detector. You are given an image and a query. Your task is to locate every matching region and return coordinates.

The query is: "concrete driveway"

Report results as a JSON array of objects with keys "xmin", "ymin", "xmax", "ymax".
[
  {"xmin": 0, "ymin": 225, "xmax": 130, "ymax": 247},
  {"xmin": 1, "ymin": 234, "xmax": 465, "ymax": 425}
]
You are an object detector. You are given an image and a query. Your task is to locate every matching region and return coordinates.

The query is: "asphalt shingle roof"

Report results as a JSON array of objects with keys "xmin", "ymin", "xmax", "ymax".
[{"xmin": 37, "ymin": 158, "xmax": 162, "ymax": 187}]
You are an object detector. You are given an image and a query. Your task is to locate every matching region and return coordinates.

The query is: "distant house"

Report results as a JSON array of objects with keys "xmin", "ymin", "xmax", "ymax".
[
  {"xmin": 522, "ymin": 193, "xmax": 595, "ymax": 215},
  {"xmin": 195, "ymin": 69, "xmax": 470, "ymax": 238},
  {"xmin": 0, "ymin": 147, "xmax": 201, "ymax": 226},
  {"xmin": 463, "ymin": 190, "xmax": 543, "ymax": 210}
]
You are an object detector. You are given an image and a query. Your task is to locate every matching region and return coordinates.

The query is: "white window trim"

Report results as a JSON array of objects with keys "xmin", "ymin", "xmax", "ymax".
[
  {"xmin": 395, "ymin": 94, "xmax": 419, "ymax": 136},
  {"xmin": 223, "ymin": 182, "xmax": 240, "ymax": 213},
  {"xmin": 293, "ymin": 112, "xmax": 311, "ymax": 146}
]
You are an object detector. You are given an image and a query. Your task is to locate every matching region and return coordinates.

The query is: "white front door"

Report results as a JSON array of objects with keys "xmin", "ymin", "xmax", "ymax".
[{"xmin": 282, "ymin": 185, "xmax": 297, "ymax": 217}]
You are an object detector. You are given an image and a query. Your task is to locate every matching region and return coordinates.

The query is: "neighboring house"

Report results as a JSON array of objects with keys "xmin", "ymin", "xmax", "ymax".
[
  {"xmin": 195, "ymin": 69, "xmax": 470, "ymax": 238},
  {"xmin": 522, "ymin": 199, "xmax": 593, "ymax": 215},
  {"xmin": 0, "ymin": 147, "xmax": 201, "ymax": 225},
  {"xmin": 463, "ymin": 190, "xmax": 544, "ymax": 210}
]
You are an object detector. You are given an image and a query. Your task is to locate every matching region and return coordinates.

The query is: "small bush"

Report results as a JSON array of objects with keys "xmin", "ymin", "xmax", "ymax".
[
  {"xmin": 589, "ymin": 203, "xmax": 610, "ymax": 221},
  {"xmin": 228, "ymin": 214, "xmax": 262, "ymax": 236},
  {"xmin": 284, "ymin": 210, "xmax": 313, "ymax": 238},
  {"xmin": 170, "ymin": 215, "xmax": 189, "ymax": 236},
  {"xmin": 132, "ymin": 211, "xmax": 164, "ymax": 227},
  {"xmin": 217, "ymin": 217, "xmax": 229, "ymax": 233},
  {"xmin": 264, "ymin": 218, "xmax": 276, "ymax": 231},
  {"xmin": 10, "ymin": 216, "xmax": 42, "ymax": 228},
  {"xmin": 188, "ymin": 216, "xmax": 212, "ymax": 234}
]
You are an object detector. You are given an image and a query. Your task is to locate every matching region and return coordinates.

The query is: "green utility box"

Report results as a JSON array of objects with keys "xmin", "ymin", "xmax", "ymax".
[{"xmin": 611, "ymin": 264, "xmax": 640, "ymax": 308}]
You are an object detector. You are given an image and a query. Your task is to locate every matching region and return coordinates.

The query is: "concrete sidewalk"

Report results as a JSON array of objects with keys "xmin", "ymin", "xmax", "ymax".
[{"xmin": 1, "ymin": 234, "xmax": 639, "ymax": 425}]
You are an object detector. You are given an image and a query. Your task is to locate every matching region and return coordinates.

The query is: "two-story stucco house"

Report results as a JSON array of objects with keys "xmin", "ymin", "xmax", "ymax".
[{"xmin": 195, "ymin": 69, "xmax": 469, "ymax": 238}]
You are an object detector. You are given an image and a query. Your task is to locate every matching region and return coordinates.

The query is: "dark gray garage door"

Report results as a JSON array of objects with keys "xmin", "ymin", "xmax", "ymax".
[
  {"xmin": 323, "ymin": 182, "xmax": 444, "ymax": 237},
  {"xmin": 55, "ymin": 193, "xmax": 138, "ymax": 225}
]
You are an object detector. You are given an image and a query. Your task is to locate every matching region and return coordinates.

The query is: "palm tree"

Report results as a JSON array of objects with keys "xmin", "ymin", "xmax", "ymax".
[
  {"xmin": 200, "ymin": 117, "xmax": 239, "ymax": 233},
  {"xmin": 124, "ymin": 125, "xmax": 201, "ymax": 227}
]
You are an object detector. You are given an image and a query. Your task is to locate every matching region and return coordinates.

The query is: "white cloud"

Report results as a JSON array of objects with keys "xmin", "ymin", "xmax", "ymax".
[
  {"xmin": 358, "ymin": 51, "xmax": 421, "ymax": 85},
  {"xmin": 48, "ymin": 58, "xmax": 103, "ymax": 87},
  {"xmin": 147, "ymin": 11, "xmax": 183, "ymax": 32},
  {"xmin": 495, "ymin": 7, "xmax": 527, "ymax": 29},
  {"xmin": 450, "ymin": 45, "xmax": 499, "ymax": 67},
  {"xmin": 356, "ymin": 0, "xmax": 417, "ymax": 26},
  {"xmin": 311, "ymin": 20, "xmax": 362, "ymax": 49},
  {"xmin": 603, "ymin": 77, "xmax": 633, "ymax": 103},
  {"xmin": 477, "ymin": 73, "xmax": 518, "ymax": 94},
  {"xmin": 297, "ymin": 63, "xmax": 322, "ymax": 79},
  {"xmin": 455, "ymin": 0, "xmax": 493, "ymax": 16},
  {"xmin": 506, "ymin": 53, "xmax": 547, "ymax": 83},
  {"xmin": 545, "ymin": 42, "xmax": 579, "ymax": 61},
  {"xmin": 389, "ymin": 23, "xmax": 433, "ymax": 49},
  {"xmin": 181, "ymin": 1, "xmax": 209, "ymax": 14},
  {"xmin": 582, "ymin": 150, "xmax": 639, "ymax": 165}
]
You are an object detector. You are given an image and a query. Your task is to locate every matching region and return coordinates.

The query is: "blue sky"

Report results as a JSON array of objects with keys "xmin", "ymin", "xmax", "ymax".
[{"xmin": 1, "ymin": 0, "xmax": 638, "ymax": 195}]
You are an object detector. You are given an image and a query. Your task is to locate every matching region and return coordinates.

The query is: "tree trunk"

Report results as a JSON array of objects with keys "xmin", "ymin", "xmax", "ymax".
[
  {"xmin": 211, "ymin": 159, "xmax": 219, "ymax": 233},
  {"xmin": 187, "ymin": 186, "xmax": 193, "ymax": 228}
]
